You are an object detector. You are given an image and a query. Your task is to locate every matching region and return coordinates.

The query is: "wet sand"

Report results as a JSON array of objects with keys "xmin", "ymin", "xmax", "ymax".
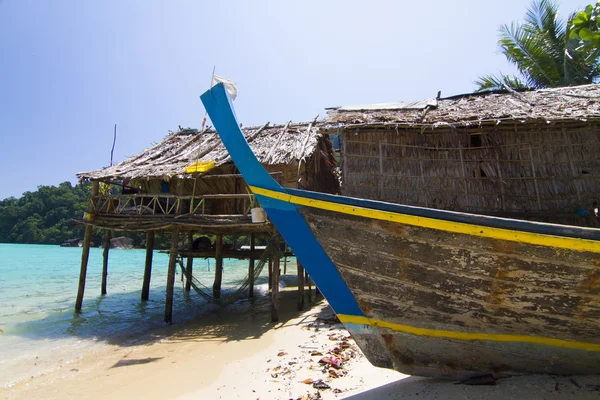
[
  {"xmin": 3, "ymin": 290, "xmax": 600, "ymax": 400},
  {"xmin": 2, "ymin": 291, "xmax": 397, "ymax": 400}
]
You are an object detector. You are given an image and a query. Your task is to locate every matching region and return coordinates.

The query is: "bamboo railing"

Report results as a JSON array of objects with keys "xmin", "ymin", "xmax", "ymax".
[{"xmin": 89, "ymin": 193, "xmax": 255, "ymax": 217}]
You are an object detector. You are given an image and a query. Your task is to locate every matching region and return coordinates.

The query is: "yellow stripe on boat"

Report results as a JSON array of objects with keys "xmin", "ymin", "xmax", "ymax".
[
  {"xmin": 249, "ymin": 186, "xmax": 600, "ymax": 254},
  {"xmin": 338, "ymin": 314, "xmax": 600, "ymax": 352}
]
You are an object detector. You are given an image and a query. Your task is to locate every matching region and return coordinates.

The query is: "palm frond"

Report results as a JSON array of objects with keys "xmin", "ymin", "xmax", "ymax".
[
  {"xmin": 525, "ymin": 0, "xmax": 565, "ymax": 40},
  {"xmin": 499, "ymin": 22, "xmax": 557, "ymax": 87},
  {"xmin": 474, "ymin": 74, "xmax": 528, "ymax": 92},
  {"xmin": 476, "ymin": 0, "xmax": 600, "ymax": 91}
]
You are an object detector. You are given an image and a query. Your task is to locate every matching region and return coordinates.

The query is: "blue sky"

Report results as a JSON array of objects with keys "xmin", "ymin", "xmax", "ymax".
[{"xmin": 0, "ymin": 0, "xmax": 588, "ymax": 199}]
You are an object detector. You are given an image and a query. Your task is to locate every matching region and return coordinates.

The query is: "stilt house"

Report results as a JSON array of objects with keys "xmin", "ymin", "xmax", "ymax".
[
  {"xmin": 323, "ymin": 84, "xmax": 600, "ymax": 227},
  {"xmin": 75, "ymin": 121, "xmax": 337, "ymax": 322},
  {"xmin": 78, "ymin": 121, "xmax": 338, "ymax": 231}
]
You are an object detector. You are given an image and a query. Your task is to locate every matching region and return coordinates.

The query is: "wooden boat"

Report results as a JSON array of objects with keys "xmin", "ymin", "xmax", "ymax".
[{"xmin": 200, "ymin": 83, "xmax": 600, "ymax": 379}]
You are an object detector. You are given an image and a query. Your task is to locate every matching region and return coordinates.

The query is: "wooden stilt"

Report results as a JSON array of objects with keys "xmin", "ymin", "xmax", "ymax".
[
  {"xmin": 297, "ymin": 260, "xmax": 305, "ymax": 311},
  {"xmin": 213, "ymin": 234, "xmax": 223, "ymax": 299},
  {"xmin": 283, "ymin": 255, "xmax": 287, "ymax": 275},
  {"xmin": 141, "ymin": 230, "xmax": 155, "ymax": 301},
  {"xmin": 271, "ymin": 252, "xmax": 280, "ymax": 322},
  {"xmin": 185, "ymin": 232, "xmax": 193, "ymax": 292},
  {"xmin": 248, "ymin": 233, "xmax": 255, "ymax": 298},
  {"xmin": 101, "ymin": 230, "xmax": 111, "ymax": 295},
  {"xmin": 75, "ymin": 180, "xmax": 99, "ymax": 312},
  {"xmin": 268, "ymin": 257, "xmax": 273, "ymax": 291},
  {"xmin": 164, "ymin": 227, "xmax": 180, "ymax": 324},
  {"xmin": 75, "ymin": 225, "xmax": 93, "ymax": 311}
]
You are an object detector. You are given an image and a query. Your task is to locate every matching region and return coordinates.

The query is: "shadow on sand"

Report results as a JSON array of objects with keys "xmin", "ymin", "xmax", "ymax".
[
  {"xmin": 110, "ymin": 357, "xmax": 164, "ymax": 368},
  {"xmin": 346, "ymin": 374, "xmax": 600, "ymax": 400},
  {"xmin": 153, "ymin": 288, "xmax": 325, "ymax": 345},
  {"xmin": 8, "ymin": 279, "xmax": 322, "ymax": 349}
]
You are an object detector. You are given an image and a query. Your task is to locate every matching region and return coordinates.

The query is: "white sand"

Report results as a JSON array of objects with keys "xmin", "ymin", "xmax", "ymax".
[{"xmin": 3, "ymin": 293, "xmax": 599, "ymax": 400}]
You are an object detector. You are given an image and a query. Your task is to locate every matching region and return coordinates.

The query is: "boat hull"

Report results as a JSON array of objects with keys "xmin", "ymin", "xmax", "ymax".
[
  {"xmin": 200, "ymin": 83, "xmax": 600, "ymax": 378},
  {"xmin": 300, "ymin": 205, "xmax": 600, "ymax": 378}
]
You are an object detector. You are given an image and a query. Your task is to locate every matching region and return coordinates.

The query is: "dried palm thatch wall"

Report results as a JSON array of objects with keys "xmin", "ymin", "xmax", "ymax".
[
  {"xmin": 78, "ymin": 122, "xmax": 339, "ymax": 216},
  {"xmin": 324, "ymin": 84, "xmax": 600, "ymax": 227}
]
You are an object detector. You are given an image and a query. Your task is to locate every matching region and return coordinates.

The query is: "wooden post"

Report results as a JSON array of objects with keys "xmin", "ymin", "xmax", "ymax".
[
  {"xmin": 268, "ymin": 257, "xmax": 273, "ymax": 291},
  {"xmin": 176, "ymin": 179, "xmax": 183, "ymax": 215},
  {"xmin": 458, "ymin": 143, "xmax": 469, "ymax": 208},
  {"xmin": 190, "ymin": 178, "xmax": 197, "ymax": 214},
  {"xmin": 271, "ymin": 252, "xmax": 280, "ymax": 322},
  {"xmin": 495, "ymin": 153, "xmax": 506, "ymax": 210},
  {"xmin": 528, "ymin": 144, "xmax": 543, "ymax": 210},
  {"xmin": 164, "ymin": 227, "xmax": 180, "ymax": 324},
  {"xmin": 101, "ymin": 230, "xmax": 111, "ymax": 295},
  {"xmin": 297, "ymin": 260, "xmax": 305, "ymax": 311},
  {"xmin": 213, "ymin": 234, "xmax": 223, "ymax": 299},
  {"xmin": 306, "ymin": 271, "xmax": 312, "ymax": 304},
  {"xmin": 248, "ymin": 233, "xmax": 255, "ymax": 298},
  {"xmin": 185, "ymin": 232, "xmax": 193, "ymax": 292},
  {"xmin": 141, "ymin": 230, "xmax": 155, "ymax": 301},
  {"xmin": 564, "ymin": 126, "xmax": 582, "ymax": 201},
  {"xmin": 342, "ymin": 133, "xmax": 348, "ymax": 187},
  {"xmin": 419, "ymin": 156, "xmax": 429, "ymax": 207},
  {"xmin": 75, "ymin": 180, "xmax": 99, "ymax": 312},
  {"xmin": 283, "ymin": 256, "xmax": 287, "ymax": 275},
  {"xmin": 378, "ymin": 141, "xmax": 384, "ymax": 199}
]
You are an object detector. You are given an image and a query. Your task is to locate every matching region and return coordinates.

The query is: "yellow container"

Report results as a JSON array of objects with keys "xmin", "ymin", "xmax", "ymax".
[
  {"xmin": 185, "ymin": 161, "xmax": 215, "ymax": 174},
  {"xmin": 83, "ymin": 212, "xmax": 96, "ymax": 222}
]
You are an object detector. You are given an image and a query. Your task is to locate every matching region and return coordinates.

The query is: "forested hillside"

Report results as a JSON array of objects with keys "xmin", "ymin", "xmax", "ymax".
[
  {"xmin": 0, "ymin": 182, "xmax": 233, "ymax": 249},
  {"xmin": 0, "ymin": 182, "xmax": 91, "ymax": 244}
]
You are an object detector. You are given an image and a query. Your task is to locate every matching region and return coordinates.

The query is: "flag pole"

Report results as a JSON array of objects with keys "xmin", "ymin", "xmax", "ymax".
[
  {"xmin": 110, "ymin": 124, "xmax": 117, "ymax": 166},
  {"xmin": 202, "ymin": 66, "xmax": 215, "ymax": 130}
]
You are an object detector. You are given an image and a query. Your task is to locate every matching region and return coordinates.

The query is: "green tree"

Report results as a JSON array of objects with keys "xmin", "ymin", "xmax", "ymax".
[
  {"xmin": 0, "ymin": 181, "xmax": 92, "ymax": 244},
  {"xmin": 0, "ymin": 198, "xmax": 19, "ymax": 242},
  {"xmin": 9, "ymin": 214, "xmax": 43, "ymax": 243},
  {"xmin": 570, "ymin": 2, "xmax": 600, "ymax": 48},
  {"xmin": 476, "ymin": 0, "xmax": 600, "ymax": 91}
]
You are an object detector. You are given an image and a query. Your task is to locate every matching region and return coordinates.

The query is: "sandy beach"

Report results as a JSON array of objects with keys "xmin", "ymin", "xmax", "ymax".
[{"xmin": 3, "ymin": 290, "xmax": 600, "ymax": 400}]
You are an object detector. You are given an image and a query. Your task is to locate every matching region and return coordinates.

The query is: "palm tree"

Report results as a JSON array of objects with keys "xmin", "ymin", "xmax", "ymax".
[{"xmin": 475, "ymin": 0, "xmax": 600, "ymax": 91}]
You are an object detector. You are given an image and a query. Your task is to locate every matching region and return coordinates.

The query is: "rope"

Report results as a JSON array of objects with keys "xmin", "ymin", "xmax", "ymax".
[{"xmin": 178, "ymin": 238, "xmax": 280, "ymax": 305}]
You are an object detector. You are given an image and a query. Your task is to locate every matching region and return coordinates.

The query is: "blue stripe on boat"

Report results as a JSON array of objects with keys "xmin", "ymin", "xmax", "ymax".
[{"xmin": 200, "ymin": 83, "xmax": 364, "ymax": 317}]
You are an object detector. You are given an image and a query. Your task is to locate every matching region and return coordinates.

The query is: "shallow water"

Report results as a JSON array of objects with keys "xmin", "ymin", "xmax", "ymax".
[{"xmin": 0, "ymin": 243, "xmax": 287, "ymax": 388}]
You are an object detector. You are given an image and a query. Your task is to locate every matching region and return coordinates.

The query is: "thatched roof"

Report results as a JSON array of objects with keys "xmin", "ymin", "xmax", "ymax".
[
  {"xmin": 78, "ymin": 121, "xmax": 319, "ymax": 181},
  {"xmin": 325, "ymin": 84, "xmax": 600, "ymax": 130}
]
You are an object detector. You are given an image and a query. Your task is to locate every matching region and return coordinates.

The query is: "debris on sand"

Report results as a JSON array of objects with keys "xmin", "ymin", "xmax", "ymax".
[
  {"xmin": 297, "ymin": 392, "xmax": 322, "ymax": 400},
  {"xmin": 265, "ymin": 307, "xmax": 363, "ymax": 399},
  {"xmin": 312, "ymin": 379, "xmax": 331, "ymax": 390}
]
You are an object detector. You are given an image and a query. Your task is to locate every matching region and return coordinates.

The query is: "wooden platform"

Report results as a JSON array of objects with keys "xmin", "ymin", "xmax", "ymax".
[
  {"xmin": 177, "ymin": 249, "xmax": 294, "ymax": 259},
  {"xmin": 77, "ymin": 214, "xmax": 275, "ymax": 234}
]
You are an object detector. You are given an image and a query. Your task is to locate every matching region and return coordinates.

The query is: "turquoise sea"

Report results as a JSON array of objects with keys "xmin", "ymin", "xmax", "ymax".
[{"xmin": 0, "ymin": 243, "xmax": 277, "ymax": 388}]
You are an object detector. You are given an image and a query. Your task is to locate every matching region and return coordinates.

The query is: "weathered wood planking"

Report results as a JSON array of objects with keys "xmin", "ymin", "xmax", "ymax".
[{"xmin": 301, "ymin": 206, "xmax": 600, "ymax": 377}]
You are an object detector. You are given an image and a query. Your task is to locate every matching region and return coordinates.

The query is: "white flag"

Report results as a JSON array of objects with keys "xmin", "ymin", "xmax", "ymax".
[{"xmin": 211, "ymin": 75, "xmax": 238, "ymax": 101}]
